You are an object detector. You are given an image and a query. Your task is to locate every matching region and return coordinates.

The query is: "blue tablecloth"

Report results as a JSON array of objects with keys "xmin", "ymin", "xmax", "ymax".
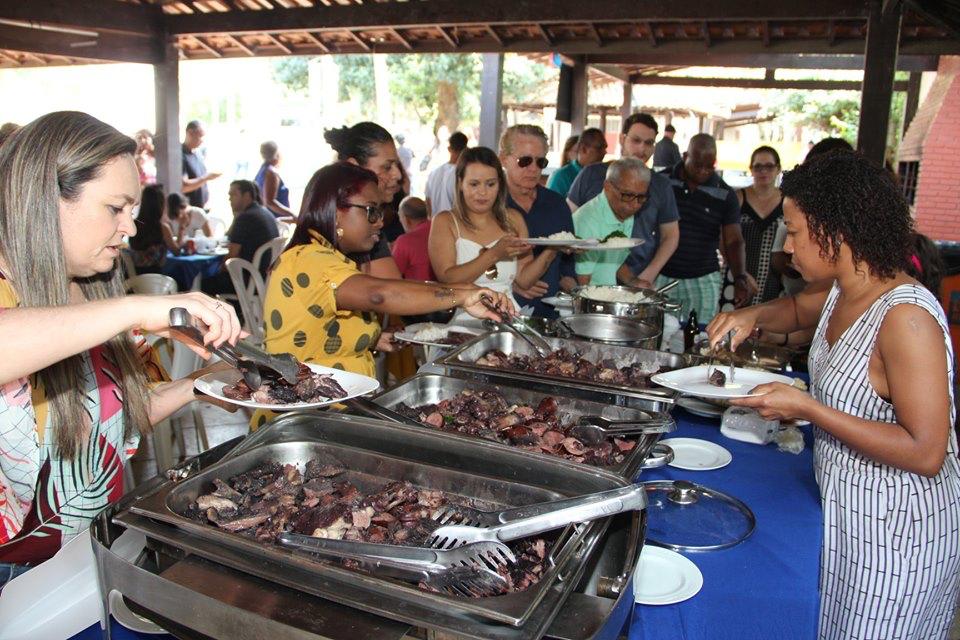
[
  {"xmin": 628, "ymin": 409, "xmax": 822, "ymax": 640},
  {"xmin": 72, "ymin": 408, "xmax": 823, "ymax": 640},
  {"xmin": 161, "ymin": 252, "xmax": 223, "ymax": 292}
]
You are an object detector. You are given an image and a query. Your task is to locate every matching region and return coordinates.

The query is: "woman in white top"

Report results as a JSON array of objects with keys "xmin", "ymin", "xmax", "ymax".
[
  {"xmin": 162, "ymin": 192, "xmax": 212, "ymax": 252},
  {"xmin": 429, "ymin": 146, "xmax": 559, "ymax": 313}
]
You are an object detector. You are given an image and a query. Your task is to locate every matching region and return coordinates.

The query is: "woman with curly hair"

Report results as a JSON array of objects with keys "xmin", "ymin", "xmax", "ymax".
[{"xmin": 708, "ymin": 150, "xmax": 960, "ymax": 640}]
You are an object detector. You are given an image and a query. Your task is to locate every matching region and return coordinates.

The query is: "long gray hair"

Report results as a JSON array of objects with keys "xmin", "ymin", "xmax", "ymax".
[{"xmin": 0, "ymin": 111, "xmax": 151, "ymax": 460}]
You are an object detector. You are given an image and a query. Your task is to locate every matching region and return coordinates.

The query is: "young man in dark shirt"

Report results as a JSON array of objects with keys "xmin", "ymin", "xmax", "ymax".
[
  {"xmin": 181, "ymin": 120, "xmax": 221, "ymax": 209},
  {"xmin": 201, "ymin": 180, "xmax": 279, "ymax": 298},
  {"xmin": 656, "ymin": 134, "xmax": 757, "ymax": 322}
]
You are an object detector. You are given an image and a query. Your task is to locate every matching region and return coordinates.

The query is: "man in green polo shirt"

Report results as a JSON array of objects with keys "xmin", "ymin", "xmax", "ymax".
[{"xmin": 573, "ymin": 158, "xmax": 650, "ymax": 285}]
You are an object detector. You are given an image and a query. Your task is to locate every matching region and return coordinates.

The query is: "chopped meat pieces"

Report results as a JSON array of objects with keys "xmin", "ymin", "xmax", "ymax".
[
  {"xmin": 222, "ymin": 362, "xmax": 348, "ymax": 405},
  {"xmin": 709, "ymin": 369, "xmax": 727, "ymax": 387},
  {"xmin": 186, "ymin": 458, "xmax": 552, "ymax": 598},
  {"xmin": 474, "ymin": 347, "xmax": 666, "ymax": 388}
]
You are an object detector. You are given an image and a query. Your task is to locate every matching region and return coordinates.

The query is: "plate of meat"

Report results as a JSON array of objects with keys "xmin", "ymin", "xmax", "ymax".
[
  {"xmin": 394, "ymin": 323, "xmax": 482, "ymax": 348},
  {"xmin": 194, "ymin": 361, "xmax": 380, "ymax": 410},
  {"xmin": 650, "ymin": 365, "xmax": 795, "ymax": 399}
]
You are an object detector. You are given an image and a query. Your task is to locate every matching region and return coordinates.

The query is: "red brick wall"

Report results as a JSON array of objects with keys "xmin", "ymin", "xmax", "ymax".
[{"xmin": 914, "ymin": 56, "xmax": 960, "ymax": 241}]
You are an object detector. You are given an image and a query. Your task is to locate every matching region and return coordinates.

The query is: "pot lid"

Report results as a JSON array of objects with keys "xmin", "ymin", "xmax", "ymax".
[
  {"xmin": 560, "ymin": 315, "xmax": 658, "ymax": 341},
  {"xmin": 641, "ymin": 480, "xmax": 755, "ymax": 551}
]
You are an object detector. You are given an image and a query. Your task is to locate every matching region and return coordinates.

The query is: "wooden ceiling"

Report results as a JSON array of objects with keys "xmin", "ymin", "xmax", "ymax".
[{"xmin": 0, "ymin": 0, "xmax": 956, "ymax": 69}]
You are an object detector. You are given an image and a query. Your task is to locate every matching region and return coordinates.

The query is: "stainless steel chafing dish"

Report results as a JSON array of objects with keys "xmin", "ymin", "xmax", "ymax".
[
  {"xmin": 433, "ymin": 330, "xmax": 705, "ymax": 411},
  {"xmin": 368, "ymin": 373, "xmax": 671, "ymax": 480},
  {"xmin": 95, "ymin": 412, "xmax": 644, "ymax": 640}
]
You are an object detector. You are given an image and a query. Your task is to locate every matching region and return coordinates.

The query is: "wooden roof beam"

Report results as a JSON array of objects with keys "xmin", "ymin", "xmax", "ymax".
[
  {"xmin": 535, "ymin": 24, "xmax": 553, "ymax": 46},
  {"xmin": 0, "ymin": 0, "xmax": 161, "ymax": 37},
  {"xmin": 301, "ymin": 30, "xmax": 330, "ymax": 53},
  {"xmin": 485, "ymin": 24, "xmax": 503, "ymax": 46},
  {"xmin": 585, "ymin": 51, "xmax": 939, "ymax": 71},
  {"xmin": 193, "ymin": 35, "xmax": 223, "ymax": 57},
  {"xmin": 587, "ymin": 23, "xmax": 603, "ymax": 46},
  {"xmin": 225, "ymin": 33, "xmax": 255, "ymax": 55},
  {"xmin": 0, "ymin": 23, "xmax": 160, "ymax": 63},
  {"xmin": 438, "ymin": 26, "xmax": 460, "ymax": 49},
  {"xmin": 165, "ymin": 0, "xmax": 872, "ymax": 35},
  {"xmin": 702, "ymin": 21, "xmax": 712, "ymax": 47},
  {"xmin": 347, "ymin": 30, "xmax": 371, "ymax": 52},
  {"xmin": 761, "ymin": 20, "xmax": 770, "ymax": 46},
  {"xmin": 265, "ymin": 32, "xmax": 292, "ymax": 53},
  {"xmin": 644, "ymin": 21, "xmax": 658, "ymax": 47},
  {"xmin": 389, "ymin": 27, "xmax": 413, "ymax": 50},
  {"xmin": 628, "ymin": 73, "xmax": 910, "ymax": 91}
]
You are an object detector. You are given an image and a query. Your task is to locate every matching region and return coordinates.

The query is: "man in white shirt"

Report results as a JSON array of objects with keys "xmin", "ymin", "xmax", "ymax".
[{"xmin": 424, "ymin": 131, "xmax": 467, "ymax": 215}]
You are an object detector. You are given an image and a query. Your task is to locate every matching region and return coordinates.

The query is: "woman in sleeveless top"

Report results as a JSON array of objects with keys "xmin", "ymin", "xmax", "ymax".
[
  {"xmin": 719, "ymin": 146, "xmax": 784, "ymax": 312},
  {"xmin": 255, "ymin": 140, "xmax": 294, "ymax": 220},
  {"xmin": 429, "ymin": 147, "xmax": 561, "ymax": 314},
  {"xmin": 708, "ymin": 151, "xmax": 960, "ymax": 640}
]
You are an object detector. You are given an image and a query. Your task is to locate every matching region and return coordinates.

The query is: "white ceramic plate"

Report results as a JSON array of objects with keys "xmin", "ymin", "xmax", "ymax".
[
  {"xmin": 194, "ymin": 362, "xmax": 379, "ymax": 410},
  {"xmin": 525, "ymin": 237, "xmax": 583, "ymax": 246},
  {"xmin": 394, "ymin": 323, "xmax": 482, "ymax": 348},
  {"xmin": 633, "ymin": 545, "xmax": 704, "ymax": 605},
  {"xmin": 651, "ymin": 365, "xmax": 795, "ymax": 399},
  {"xmin": 197, "ymin": 247, "xmax": 229, "ymax": 256},
  {"xmin": 577, "ymin": 238, "xmax": 645, "ymax": 250},
  {"xmin": 661, "ymin": 437, "xmax": 732, "ymax": 471},
  {"xmin": 109, "ymin": 591, "xmax": 166, "ymax": 634},
  {"xmin": 542, "ymin": 295, "xmax": 574, "ymax": 308},
  {"xmin": 677, "ymin": 396, "xmax": 725, "ymax": 419}
]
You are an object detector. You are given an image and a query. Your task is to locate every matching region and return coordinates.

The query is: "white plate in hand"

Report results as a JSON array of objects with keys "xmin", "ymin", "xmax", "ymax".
[
  {"xmin": 394, "ymin": 323, "xmax": 482, "ymax": 348},
  {"xmin": 633, "ymin": 545, "xmax": 704, "ymax": 605},
  {"xmin": 661, "ymin": 437, "xmax": 732, "ymax": 471},
  {"xmin": 542, "ymin": 295, "xmax": 573, "ymax": 308},
  {"xmin": 651, "ymin": 365, "xmax": 795, "ymax": 399},
  {"xmin": 194, "ymin": 362, "xmax": 379, "ymax": 410},
  {"xmin": 576, "ymin": 238, "xmax": 645, "ymax": 250},
  {"xmin": 525, "ymin": 237, "xmax": 583, "ymax": 246}
]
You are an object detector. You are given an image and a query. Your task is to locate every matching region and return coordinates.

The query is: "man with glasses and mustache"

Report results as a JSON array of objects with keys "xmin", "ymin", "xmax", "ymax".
[
  {"xmin": 500, "ymin": 124, "xmax": 577, "ymax": 318},
  {"xmin": 656, "ymin": 134, "xmax": 756, "ymax": 323},
  {"xmin": 572, "ymin": 158, "xmax": 651, "ymax": 286},
  {"xmin": 567, "ymin": 113, "xmax": 679, "ymax": 290}
]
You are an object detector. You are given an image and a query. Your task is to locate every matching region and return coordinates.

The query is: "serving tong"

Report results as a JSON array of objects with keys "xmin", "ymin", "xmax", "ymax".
[
  {"xmin": 478, "ymin": 295, "xmax": 553, "ymax": 357},
  {"xmin": 168, "ymin": 307, "xmax": 299, "ymax": 389},
  {"xmin": 277, "ymin": 533, "xmax": 513, "ymax": 597},
  {"xmin": 427, "ymin": 484, "xmax": 646, "ymax": 550},
  {"xmin": 706, "ymin": 330, "xmax": 736, "ymax": 385},
  {"xmin": 569, "ymin": 414, "xmax": 676, "ymax": 446}
]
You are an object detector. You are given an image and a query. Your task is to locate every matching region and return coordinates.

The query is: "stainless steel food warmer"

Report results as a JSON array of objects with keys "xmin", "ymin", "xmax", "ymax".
[{"xmin": 93, "ymin": 412, "xmax": 645, "ymax": 640}]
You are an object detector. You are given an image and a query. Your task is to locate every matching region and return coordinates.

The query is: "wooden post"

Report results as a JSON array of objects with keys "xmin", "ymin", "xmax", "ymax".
[
  {"xmin": 620, "ymin": 81, "xmax": 632, "ymax": 121},
  {"xmin": 903, "ymin": 71, "xmax": 922, "ymax": 134},
  {"xmin": 479, "ymin": 53, "xmax": 503, "ymax": 150},
  {"xmin": 857, "ymin": 0, "xmax": 902, "ymax": 165},
  {"xmin": 570, "ymin": 57, "xmax": 588, "ymax": 135},
  {"xmin": 154, "ymin": 38, "xmax": 180, "ymax": 194}
]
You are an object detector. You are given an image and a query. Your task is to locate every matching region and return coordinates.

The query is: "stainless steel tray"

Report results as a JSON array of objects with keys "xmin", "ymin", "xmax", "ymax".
[
  {"xmin": 436, "ymin": 330, "xmax": 703, "ymax": 410},
  {"xmin": 123, "ymin": 412, "xmax": 629, "ymax": 629},
  {"xmin": 370, "ymin": 373, "xmax": 666, "ymax": 479}
]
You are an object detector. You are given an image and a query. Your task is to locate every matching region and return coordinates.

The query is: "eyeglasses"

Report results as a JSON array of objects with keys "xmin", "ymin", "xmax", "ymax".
[
  {"xmin": 516, "ymin": 156, "xmax": 549, "ymax": 170},
  {"xmin": 751, "ymin": 162, "xmax": 780, "ymax": 172},
  {"xmin": 609, "ymin": 182, "xmax": 648, "ymax": 204},
  {"xmin": 344, "ymin": 203, "xmax": 385, "ymax": 224}
]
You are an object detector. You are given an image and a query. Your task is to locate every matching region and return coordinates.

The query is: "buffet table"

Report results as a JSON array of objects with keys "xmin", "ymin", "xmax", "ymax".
[{"xmin": 629, "ymin": 409, "xmax": 822, "ymax": 640}]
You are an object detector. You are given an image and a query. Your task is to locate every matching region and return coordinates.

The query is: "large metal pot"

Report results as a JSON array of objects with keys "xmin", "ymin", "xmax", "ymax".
[
  {"xmin": 558, "ymin": 313, "xmax": 660, "ymax": 350},
  {"xmin": 570, "ymin": 284, "xmax": 681, "ymax": 334}
]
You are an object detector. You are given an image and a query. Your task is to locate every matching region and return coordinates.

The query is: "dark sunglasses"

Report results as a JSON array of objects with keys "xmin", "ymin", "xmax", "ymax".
[
  {"xmin": 751, "ymin": 162, "xmax": 779, "ymax": 172},
  {"xmin": 516, "ymin": 156, "xmax": 549, "ymax": 170},
  {"xmin": 344, "ymin": 202, "xmax": 385, "ymax": 224}
]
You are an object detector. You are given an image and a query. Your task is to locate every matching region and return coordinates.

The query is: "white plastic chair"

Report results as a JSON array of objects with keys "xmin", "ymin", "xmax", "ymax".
[
  {"xmin": 124, "ymin": 273, "xmax": 178, "ymax": 295},
  {"xmin": 253, "ymin": 236, "xmax": 287, "ymax": 276},
  {"xmin": 225, "ymin": 257, "xmax": 268, "ymax": 345},
  {"xmin": 208, "ymin": 217, "xmax": 227, "ymax": 238}
]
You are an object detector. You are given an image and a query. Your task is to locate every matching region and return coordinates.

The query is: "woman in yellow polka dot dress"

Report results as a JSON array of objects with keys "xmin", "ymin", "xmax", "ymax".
[{"xmin": 262, "ymin": 161, "xmax": 512, "ymax": 380}]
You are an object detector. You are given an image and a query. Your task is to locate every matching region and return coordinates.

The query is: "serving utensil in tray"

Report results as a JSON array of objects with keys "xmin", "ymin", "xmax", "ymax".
[
  {"xmin": 435, "ymin": 330, "xmax": 704, "ymax": 410},
  {"xmin": 123, "ymin": 412, "xmax": 628, "ymax": 628},
  {"xmin": 367, "ymin": 373, "xmax": 674, "ymax": 478},
  {"xmin": 479, "ymin": 294, "xmax": 553, "ymax": 357},
  {"xmin": 570, "ymin": 415, "xmax": 676, "ymax": 446}
]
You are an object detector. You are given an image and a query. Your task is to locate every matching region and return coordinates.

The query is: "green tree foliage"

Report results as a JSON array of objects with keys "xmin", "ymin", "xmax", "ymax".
[
  {"xmin": 272, "ymin": 57, "xmax": 310, "ymax": 94},
  {"xmin": 771, "ymin": 91, "xmax": 862, "ymax": 145}
]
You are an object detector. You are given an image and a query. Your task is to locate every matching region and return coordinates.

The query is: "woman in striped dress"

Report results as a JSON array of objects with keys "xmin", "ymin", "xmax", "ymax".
[{"xmin": 708, "ymin": 150, "xmax": 960, "ymax": 640}]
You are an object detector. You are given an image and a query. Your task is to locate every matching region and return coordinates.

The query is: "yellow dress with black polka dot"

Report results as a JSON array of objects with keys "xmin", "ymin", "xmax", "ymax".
[{"xmin": 264, "ymin": 229, "xmax": 381, "ymax": 375}]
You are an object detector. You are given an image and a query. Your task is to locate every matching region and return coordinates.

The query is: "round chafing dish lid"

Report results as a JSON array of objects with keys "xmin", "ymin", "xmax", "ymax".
[{"xmin": 641, "ymin": 480, "xmax": 756, "ymax": 551}]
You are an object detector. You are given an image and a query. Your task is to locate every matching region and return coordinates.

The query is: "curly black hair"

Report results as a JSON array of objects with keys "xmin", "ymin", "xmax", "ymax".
[{"xmin": 780, "ymin": 150, "xmax": 912, "ymax": 280}]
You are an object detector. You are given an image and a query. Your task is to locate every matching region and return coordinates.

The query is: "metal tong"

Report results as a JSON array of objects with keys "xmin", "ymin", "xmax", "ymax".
[
  {"xmin": 569, "ymin": 413, "xmax": 676, "ymax": 446},
  {"xmin": 168, "ymin": 307, "xmax": 300, "ymax": 389},
  {"xmin": 478, "ymin": 295, "xmax": 553, "ymax": 357},
  {"xmin": 277, "ymin": 533, "xmax": 513, "ymax": 597},
  {"xmin": 427, "ymin": 484, "xmax": 646, "ymax": 550},
  {"xmin": 706, "ymin": 330, "xmax": 736, "ymax": 385}
]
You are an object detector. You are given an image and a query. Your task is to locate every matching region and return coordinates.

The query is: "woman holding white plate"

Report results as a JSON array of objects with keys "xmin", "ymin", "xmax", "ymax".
[{"xmin": 707, "ymin": 150, "xmax": 960, "ymax": 640}]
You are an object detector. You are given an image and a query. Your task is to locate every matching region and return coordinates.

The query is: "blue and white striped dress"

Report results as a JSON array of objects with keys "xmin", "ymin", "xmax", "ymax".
[{"xmin": 809, "ymin": 282, "xmax": 960, "ymax": 640}]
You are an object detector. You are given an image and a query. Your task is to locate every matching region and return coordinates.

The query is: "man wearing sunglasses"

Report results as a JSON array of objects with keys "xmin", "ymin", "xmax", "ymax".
[
  {"xmin": 567, "ymin": 112, "xmax": 680, "ymax": 291},
  {"xmin": 655, "ymin": 134, "xmax": 756, "ymax": 323},
  {"xmin": 572, "ymin": 158, "xmax": 650, "ymax": 286},
  {"xmin": 500, "ymin": 124, "xmax": 577, "ymax": 318}
]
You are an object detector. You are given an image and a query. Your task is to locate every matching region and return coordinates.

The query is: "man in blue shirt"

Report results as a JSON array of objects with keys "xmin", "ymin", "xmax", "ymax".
[
  {"xmin": 567, "ymin": 113, "xmax": 679, "ymax": 289},
  {"xmin": 500, "ymin": 124, "xmax": 577, "ymax": 318},
  {"xmin": 547, "ymin": 127, "xmax": 607, "ymax": 198}
]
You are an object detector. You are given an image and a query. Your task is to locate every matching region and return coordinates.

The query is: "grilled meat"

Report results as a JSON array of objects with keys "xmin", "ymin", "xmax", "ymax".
[
  {"xmin": 708, "ymin": 369, "xmax": 727, "ymax": 387},
  {"xmin": 187, "ymin": 459, "xmax": 552, "ymax": 597},
  {"xmin": 222, "ymin": 362, "xmax": 348, "ymax": 404},
  {"xmin": 475, "ymin": 347, "xmax": 663, "ymax": 388}
]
